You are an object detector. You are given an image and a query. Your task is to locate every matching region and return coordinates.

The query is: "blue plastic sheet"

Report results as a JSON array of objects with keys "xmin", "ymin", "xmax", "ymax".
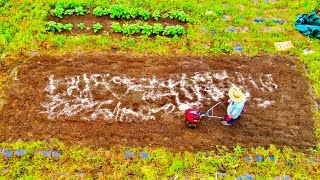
[
  {"xmin": 254, "ymin": 18, "xmax": 266, "ymax": 22},
  {"xmin": 269, "ymin": 155, "xmax": 275, "ymax": 161},
  {"xmin": 15, "ymin": 149, "xmax": 26, "ymax": 157},
  {"xmin": 140, "ymin": 152, "xmax": 149, "ymax": 158},
  {"xmin": 234, "ymin": 45, "xmax": 243, "ymax": 51},
  {"xmin": 52, "ymin": 151, "xmax": 61, "ymax": 158},
  {"xmin": 282, "ymin": 175, "xmax": 292, "ymax": 180},
  {"xmin": 294, "ymin": 10, "xmax": 320, "ymax": 38},
  {"xmin": 273, "ymin": 19, "xmax": 285, "ymax": 24},
  {"xmin": 255, "ymin": 156, "xmax": 263, "ymax": 162},
  {"xmin": 287, "ymin": 161, "xmax": 293, "ymax": 167},
  {"xmin": 125, "ymin": 151, "xmax": 135, "ymax": 159},
  {"xmin": 235, "ymin": 174, "xmax": 254, "ymax": 180},
  {"xmin": 2, "ymin": 149, "xmax": 13, "ymax": 158},
  {"xmin": 1, "ymin": 148, "xmax": 61, "ymax": 158},
  {"xmin": 42, "ymin": 151, "xmax": 52, "ymax": 156},
  {"xmin": 226, "ymin": 27, "xmax": 236, "ymax": 32}
]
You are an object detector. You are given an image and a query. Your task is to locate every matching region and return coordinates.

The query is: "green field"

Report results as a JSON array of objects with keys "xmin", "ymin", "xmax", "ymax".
[{"xmin": 1, "ymin": 0, "xmax": 320, "ymax": 179}]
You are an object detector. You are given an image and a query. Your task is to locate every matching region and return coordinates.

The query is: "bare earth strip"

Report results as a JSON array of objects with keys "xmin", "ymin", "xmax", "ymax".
[{"xmin": 0, "ymin": 52, "xmax": 315, "ymax": 151}]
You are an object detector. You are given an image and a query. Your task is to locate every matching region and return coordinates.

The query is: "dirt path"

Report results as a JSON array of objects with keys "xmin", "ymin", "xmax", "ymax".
[{"xmin": 0, "ymin": 52, "xmax": 315, "ymax": 151}]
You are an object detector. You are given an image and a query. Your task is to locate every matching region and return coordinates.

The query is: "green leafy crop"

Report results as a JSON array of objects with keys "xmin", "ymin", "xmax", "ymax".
[
  {"xmin": 63, "ymin": 23, "xmax": 73, "ymax": 31},
  {"xmin": 90, "ymin": 5, "xmax": 191, "ymax": 22},
  {"xmin": 175, "ymin": 25, "xmax": 186, "ymax": 35},
  {"xmin": 121, "ymin": 23, "xmax": 141, "ymax": 35},
  {"xmin": 93, "ymin": 23, "xmax": 103, "ymax": 33},
  {"xmin": 111, "ymin": 22, "xmax": 122, "ymax": 33},
  {"xmin": 153, "ymin": 24, "xmax": 164, "ymax": 34},
  {"xmin": 46, "ymin": 21, "xmax": 58, "ymax": 32},
  {"xmin": 64, "ymin": 9, "xmax": 75, "ymax": 15},
  {"xmin": 141, "ymin": 24, "xmax": 153, "ymax": 36},
  {"xmin": 50, "ymin": 7, "xmax": 64, "ymax": 18},
  {"xmin": 152, "ymin": 10, "xmax": 161, "ymax": 21},
  {"xmin": 110, "ymin": 22, "xmax": 186, "ymax": 37},
  {"xmin": 137, "ymin": 8, "xmax": 150, "ymax": 20},
  {"xmin": 121, "ymin": 7, "xmax": 131, "ymax": 19},
  {"xmin": 77, "ymin": 23, "xmax": 86, "ymax": 30},
  {"xmin": 109, "ymin": 5, "xmax": 125, "ymax": 19},
  {"xmin": 74, "ymin": 6, "xmax": 89, "ymax": 15},
  {"xmin": 46, "ymin": 21, "xmax": 73, "ymax": 32},
  {"xmin": 169, "ymin": 10, "xmax": 190, "ymax": 22},
  {"xmin": 93, "ymin": 7, "xmax": 106, "ymax": 16}
]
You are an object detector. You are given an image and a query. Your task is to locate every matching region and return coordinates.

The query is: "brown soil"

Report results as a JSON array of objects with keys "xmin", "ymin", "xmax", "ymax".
[
  {"xmin": 47, "ymin": 14, "xmax": 187, "ymax": 36},
  {"xmin": 0, "ymin": 52, "xmax": 315, "ymax": 151}
]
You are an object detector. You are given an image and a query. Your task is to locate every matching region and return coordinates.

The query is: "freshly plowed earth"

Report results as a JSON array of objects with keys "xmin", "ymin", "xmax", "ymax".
[
  {"xmin": 0, "ymin": 52, "xmax": 315, "ymax": 151},
  {"xmin": 47, "ymin": 14, "xmax": 187, "ymax": 36}
]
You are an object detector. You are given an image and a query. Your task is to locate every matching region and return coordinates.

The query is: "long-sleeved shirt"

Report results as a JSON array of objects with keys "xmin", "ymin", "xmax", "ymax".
[{"xmin": 227, "ymin": 99, "xmax": 246, "ymax": 119}]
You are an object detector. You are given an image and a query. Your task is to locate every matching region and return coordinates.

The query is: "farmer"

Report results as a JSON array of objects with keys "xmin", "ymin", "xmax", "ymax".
[{"xmin": 221, "ymin": 86, "xmax": 246, "ymax": 126}]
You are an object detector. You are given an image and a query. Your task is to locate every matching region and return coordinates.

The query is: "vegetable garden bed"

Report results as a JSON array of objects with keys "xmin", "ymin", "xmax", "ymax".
[
  {"xmin": 0, "ymin": 52, "xmax": 315, "ymax": 152},
  {"xmin": 46, "ymin": 4, "xmax": 190, "ymax": 37}
]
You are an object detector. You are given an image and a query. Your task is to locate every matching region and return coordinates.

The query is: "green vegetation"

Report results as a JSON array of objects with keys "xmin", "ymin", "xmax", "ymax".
[
  {"xmin": 0, "ymin": 140, "xmax": 319, "ymax": 179},
  {"xmin": 93, "ymin": 23, "xmax": 103, "ymax": 33},
  {"xmin": 46, "ymin": 21, "xmax": 73, "ymax": 32},
  {"xmin": 169, "ymin": 10, "xmax": 190, "ymax": 22},
  {"xmin": 50, "ymin": 2, "xmax": 90, "ymax": 18},
  {"xmin": 163, "ymin": 25, "xmax": 186, "ymax": 36},
  {"xmin": 152, "ymin": 10, "xmax": 161, "ymax": 21},
  {"xmin": 0, "ymin": 0, "xmax": 320, "ymax": 178},
  {"xmin": 111, "ymin": 22, "xmax": 186, "ymax": 36},
  {"xmin": 77, "ymin": 22, "xmax": 86, "ymax": 30},
  {"xmin": 91, "ymin": 5, "xmax": 191, "ymax": 22}
]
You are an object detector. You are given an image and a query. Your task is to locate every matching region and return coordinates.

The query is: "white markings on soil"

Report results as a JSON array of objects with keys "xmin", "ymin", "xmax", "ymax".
[
  {"xmin": 254, "ymin": 97, "xmax": 275, "ymax": 108},
  {"xmin": 40, "ymin": 71, "xmax": 278, "ymax": 122},
  {"xmin": 257, "ymin": 100, "xmax": 275, "ymax": 108}
]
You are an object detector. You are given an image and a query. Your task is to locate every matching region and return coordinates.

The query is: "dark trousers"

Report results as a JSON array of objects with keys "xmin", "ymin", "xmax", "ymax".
[{"xmin": 227, "ymin": 118, "xmax": 236, "ymax": 124}]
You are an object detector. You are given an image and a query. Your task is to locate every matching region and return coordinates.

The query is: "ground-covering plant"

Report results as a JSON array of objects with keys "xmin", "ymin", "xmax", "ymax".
[
  {"xmin": 152, "ymin": 10, "xmax": 161, "ymax": 21},
  {"xmin": 93, "ymin": 23, "xmax": 103, "ymax": 33},
  {"xmin": 0, "ymin": 0, "xmax": 9, "ymax": 7},
  {"xmin": 77, "ymin": 23, "xmax": 91, "ymax": 31},
  {"xmin": 0, "ymin": 140, "xmax": 319, "ymax": 179},
  {"xmin": 77, "ymin": 23, "xmax": 86, "ymax": 30},
  {"xmin": 110, "ymin": 22, "xmax": 186, "ymax": 37},
  {"xmin": 92, "ymin": 7, "xmax": 108, "ymax": 17},
  {"xmin": 91, "ymin": 5, "xmax": 191, "ymax": 22},
  {"xmin": 49, "ymin": 2, "xmax": 90, "ymax": 18},
  {"xmin": 153, "ymin": 24, "xmax": 164, "ymax": 34},
  {"xmin": 121, "ymin": 23, "xmax": 141, "ymax": 35},
  {"xmin": 163, "ymin": 25, "xmax": 186, "ymax": 36},
  {"xmin": 169, "ymin": 10, "xmax": 190, "ymax": 22},
  {"xmin": 46, "ymin": 21, "xmax": 73, "ymax": 32},
  {"xmin": 92, "ymin": 5, "xmax": 151, "ymax": 20},
  {"xmin": 50, "ymin": 6, "xmax": 90, "ymax": 18},
  {"xmin": 111, "ymin": 22, "xmax": 122, "ymax": 33},
  {"xmin": 141, "ymin": 24, "xmax": 153, "ymax": 36}
]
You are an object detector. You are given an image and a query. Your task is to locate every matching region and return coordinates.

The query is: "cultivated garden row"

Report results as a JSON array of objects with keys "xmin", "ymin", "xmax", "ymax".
[
  {"xmin": 50, "ymin": 4, "xmax": 192, "ymax": 22},
  {"xmin": 46, "ymin": 21, "xmax": 187, "ymax": 36}
]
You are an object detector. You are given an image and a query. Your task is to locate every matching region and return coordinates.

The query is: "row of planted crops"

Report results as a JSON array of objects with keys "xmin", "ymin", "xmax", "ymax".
[
  {"xmin": 47, "ymin": 3, "xmax": 191, "ymax": 37},
  {"xmin": 47, "ymin": 21, "xmax": 186, "ymax": 36},
  {"xmin": 51, "ymin": 4, "xmax": 191, "ymax": 22}
]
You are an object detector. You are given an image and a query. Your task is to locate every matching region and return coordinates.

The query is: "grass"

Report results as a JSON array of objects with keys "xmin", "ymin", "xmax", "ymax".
[
  {"xmin": 0, "ymin": 140, "xmax": 319, "ymax": 179},
  {"xmin": 0, "ymin": 0, "xmax": 320, "ymax": 178}
]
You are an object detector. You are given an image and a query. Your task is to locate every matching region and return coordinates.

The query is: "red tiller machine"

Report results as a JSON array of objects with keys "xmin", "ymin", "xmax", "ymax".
[{"xmin": 185, "ymin": 102, "xmax": 223, "ymax": 128}]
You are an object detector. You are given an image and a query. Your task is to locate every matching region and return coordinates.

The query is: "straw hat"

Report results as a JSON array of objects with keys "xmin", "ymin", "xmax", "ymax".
[{"xmin": 228, "ymin": 86, "xmax": 244, "ymax": 102}]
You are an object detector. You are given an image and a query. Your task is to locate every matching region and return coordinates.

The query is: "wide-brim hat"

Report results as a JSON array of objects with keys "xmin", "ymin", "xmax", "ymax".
[{"xmin": 228, "ymin": 86, "xmax": 244, "ymax": 102}]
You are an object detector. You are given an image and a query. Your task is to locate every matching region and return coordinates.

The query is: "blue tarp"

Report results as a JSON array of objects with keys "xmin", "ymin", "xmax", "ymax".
[{"xmin": 294, "ymin": 10, "xmax": 320, "ymax": 38}]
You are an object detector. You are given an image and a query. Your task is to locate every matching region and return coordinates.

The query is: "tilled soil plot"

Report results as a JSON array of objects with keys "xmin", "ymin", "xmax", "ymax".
[{"xmin": 0, "ymin": 52, "xmax": 315, "ymax": 151}]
